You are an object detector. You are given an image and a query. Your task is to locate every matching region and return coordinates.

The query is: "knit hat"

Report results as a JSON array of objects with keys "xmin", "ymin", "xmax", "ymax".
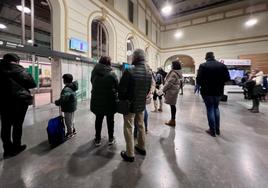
[{"xmin": 3, "ymin": 53, "xmax": 20, "ymax": 63}]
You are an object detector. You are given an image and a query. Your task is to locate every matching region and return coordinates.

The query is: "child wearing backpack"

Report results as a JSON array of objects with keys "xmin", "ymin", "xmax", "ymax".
[{"xmin": 55, "ymin": 74, "xmax": 78, "ymax": 138}]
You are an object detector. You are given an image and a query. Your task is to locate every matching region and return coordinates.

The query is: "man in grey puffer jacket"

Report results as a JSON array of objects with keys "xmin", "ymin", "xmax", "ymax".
[{"xmin": 119, "ymin": 49, "xmax": 151, "ymax": 162}]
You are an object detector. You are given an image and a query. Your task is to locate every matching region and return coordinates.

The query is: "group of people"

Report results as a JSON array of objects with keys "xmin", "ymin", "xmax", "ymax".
[
  {"xmin": 241, "ymin": 69, "xmax": 267, "ymax": 113},
  {"xmin": 0, "ymin": 50, "xmax": 264, "ymax": 161}
]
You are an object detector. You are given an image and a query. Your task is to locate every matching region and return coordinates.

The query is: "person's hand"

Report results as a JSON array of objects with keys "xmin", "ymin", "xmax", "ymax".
[{"xmin": 55, "ymin": 100, "xmax": 59, "ymax": 106}]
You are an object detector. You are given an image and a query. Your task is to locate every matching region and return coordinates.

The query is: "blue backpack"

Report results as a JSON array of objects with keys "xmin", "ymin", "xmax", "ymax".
[{"xmin": 47, "ymin": 116, "xmax": 65, "ymax": 147}]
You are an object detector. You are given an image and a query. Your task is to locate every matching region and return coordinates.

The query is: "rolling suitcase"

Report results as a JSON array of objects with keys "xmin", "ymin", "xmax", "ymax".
[{"xmin": 47, "ymin": 114, "xmax": 65, "ymax": 147}]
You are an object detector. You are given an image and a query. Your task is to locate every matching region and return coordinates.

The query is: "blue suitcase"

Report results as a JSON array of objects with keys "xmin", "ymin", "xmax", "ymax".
[{"xmin": 47, "ymin": 116, "xmax": 65, "ymax": 147}]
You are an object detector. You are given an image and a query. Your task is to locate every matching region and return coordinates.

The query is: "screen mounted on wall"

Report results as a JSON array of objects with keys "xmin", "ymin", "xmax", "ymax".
[{"xmin": 69, "ymin": 38, "xmax": 88, "ymax": 53}]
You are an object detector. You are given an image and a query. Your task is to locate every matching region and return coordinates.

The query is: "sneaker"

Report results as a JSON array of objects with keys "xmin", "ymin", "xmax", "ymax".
[
  {"xmin": 108, "ymin": 138, "xmax": 116, "ymax": 145},
  {"xmin": 121, "ymin": 151, "xmax": 134, "ymax": 162},
  {"xmin": 65, "ymin": 132, "xmax": 74, "ymax": 139},
  {"xmin": 216, "ymin": 129, "xmax": 220, "ymax": 135},
  {"xmin": 135, "ymin": 146, "xmax": 146, "ymax": 156},
  {"xmin": 94, "ymin": 139, "xmax": 101, "ymax": 147},
  {"xmin": 73, "ymin": 128, "xmax": 77, "ymax": 135}
]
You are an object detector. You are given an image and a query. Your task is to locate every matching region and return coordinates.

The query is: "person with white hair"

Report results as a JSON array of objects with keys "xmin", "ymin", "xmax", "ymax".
[{"xmin": 118, "ymin": 49, "xmax": 152, "ymax": 162}]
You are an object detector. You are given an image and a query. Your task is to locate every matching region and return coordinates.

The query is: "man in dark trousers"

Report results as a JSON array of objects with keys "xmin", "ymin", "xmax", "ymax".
[
  {"xmin": 119, "ymin": 49, "xmax": 152, "ymax": 162},
  {"xmin": 197, "ymin": 52, "xmax": 230, "ymax": 137},
  {"xmin": 0, "ymin": 53, "xmax": 36, "ymax": 159}
]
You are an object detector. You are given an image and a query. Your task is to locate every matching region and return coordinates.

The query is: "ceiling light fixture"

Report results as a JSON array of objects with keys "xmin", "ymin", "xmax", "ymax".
[
  {"xmin": 16, "ymin": 5, "xmax": 31, "ymax": 14},
  {"xmin": 0, "ymin": 23, "xmax": 7, "ymax": 29},
  {"xmin": 161, "ymin": 4, "xmax": 172, "ymax": 16},
  {"xmin": 174, "ymin": 31, "xmax": 183, "ymax": 39},
  {"xmin": 27, "ymin": 39, "xmax": 33, "ymax": 44},
  {"xmin": 245, "ymin": 18, "xmax": 258, "ymax": 27}
]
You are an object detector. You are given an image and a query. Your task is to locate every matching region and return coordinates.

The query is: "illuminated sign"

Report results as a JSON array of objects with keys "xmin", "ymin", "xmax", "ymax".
[
  {"xmin": 69, "ymin": 38, "xmax": 88, "ymax": 53},
  {"xmin": 219, "ymin": 59, "xmax": 251, "ymax": 66}
]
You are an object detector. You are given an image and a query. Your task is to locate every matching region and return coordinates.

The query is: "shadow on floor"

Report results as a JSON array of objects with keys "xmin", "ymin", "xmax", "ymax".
[
  {"xmin": 160, "ymin": 128, "xmax": 193, "ymax": 188},
  {"xmin": 28, "ymin": 140, "xmax": 52, "ymax": 156},
  {"xmin": 0, "ymin": 157, "xmax": 27, "ymax": 188},
  {"xmin": 67, "ymin": 141, "xmax": 116, "ymax": 177},
  {"xmin": 110, "ymin": 159, "xmax": 143, "ymax": 188}
]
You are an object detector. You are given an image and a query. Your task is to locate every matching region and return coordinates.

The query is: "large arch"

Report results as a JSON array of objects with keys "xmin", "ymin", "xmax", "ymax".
[
  {"xmin": 49, "ymin": 0, "xmax": 65, "ymax": 51},
  {"xmin": 125, "ymin": 33, "xmax": 139, "ymax": 49},
  {"xmin": 88, "ymin": 11, "xmax": 116, "ymax": 61},
  {"xmin": 164, "ymin": 54, "xmax": 196, "ymax": 74}
]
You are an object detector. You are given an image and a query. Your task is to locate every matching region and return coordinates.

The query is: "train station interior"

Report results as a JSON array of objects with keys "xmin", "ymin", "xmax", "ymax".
[{"xmin": 0, "ymin": 0, "xmax": 268, "ymax": 187}]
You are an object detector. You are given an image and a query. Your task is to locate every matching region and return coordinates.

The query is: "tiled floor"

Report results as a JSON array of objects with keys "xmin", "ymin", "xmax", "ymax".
[{"xmin": 0, "ymin": 87, "xmax": 268, "ymax": 188}]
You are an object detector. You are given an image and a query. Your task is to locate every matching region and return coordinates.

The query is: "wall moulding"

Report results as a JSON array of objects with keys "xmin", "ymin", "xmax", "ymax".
[{"xmin": 159, "ymin": 35, "xmax": 268, "ymax": 53}]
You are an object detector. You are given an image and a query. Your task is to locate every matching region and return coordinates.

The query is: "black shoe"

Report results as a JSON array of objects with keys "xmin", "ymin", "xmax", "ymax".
[
  {"xmin": 251, "ymin": 109, "xmax": 259, "ymax": 113},
  {"xmin": 135, "ymin": 146, "xmax": 146, "ymax": 156},
  {"xmin": 121, "ymin": 151, "xmax": 134, "ymax": 162},
  {"xmin": 205, "ymin": 130, "xmax": 216, "ymax": 137},
  {"xmin": 3, "ymin": 151, "xmax": 15, "ymax": 159},
  {"xmin": 94, "ymin": 139, "xmax": 101, "ymax": 147},
  {"xmin": 216, "ymin": 129, "xmax": 220, "ymax": 135},
  {"xmin": 108, "ymin": 137, "xmax": 116, "ymax": 145},
  {"xmin": 14, "ymin": 145, "xmax": 27, "ymax": 155}
]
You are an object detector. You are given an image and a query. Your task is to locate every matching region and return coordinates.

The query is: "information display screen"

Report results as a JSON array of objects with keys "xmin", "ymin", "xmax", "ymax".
[
  {"xmin": 69, "ymin": 38, "xmax": 88, "ymax": 52},
  {"xmin": 228, "ymin": 69, "xmax": 244, "ymax": 80}
]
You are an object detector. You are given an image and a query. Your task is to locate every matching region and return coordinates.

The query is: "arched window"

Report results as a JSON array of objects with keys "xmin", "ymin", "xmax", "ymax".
[
  {"xmin": 126, "ymin": 37, "xmax": 134, "ymax": 64},
  {"xmin": 91, "ymin": 20, "xmax": 109, "ymax": 59}
]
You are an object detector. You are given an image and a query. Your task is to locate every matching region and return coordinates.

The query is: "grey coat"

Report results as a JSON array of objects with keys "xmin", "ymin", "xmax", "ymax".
[{"xmin": 162, "ymin": 70, "xmax": 183, "ymax": 105}]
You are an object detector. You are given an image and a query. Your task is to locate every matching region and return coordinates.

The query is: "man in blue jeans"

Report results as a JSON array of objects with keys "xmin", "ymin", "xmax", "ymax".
[{"xmin": 197, "ymin": 52, "xmax": 230, "ymax": 137}]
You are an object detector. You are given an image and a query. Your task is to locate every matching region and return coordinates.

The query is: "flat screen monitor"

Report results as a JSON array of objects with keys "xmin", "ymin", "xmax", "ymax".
[
  {"xmin": 69, "ymin": 38, "xmax": 88, "ymax": 52},
  {"xmin": 228, "ymin": 69, "xmax": 244, "ymax": 80}
]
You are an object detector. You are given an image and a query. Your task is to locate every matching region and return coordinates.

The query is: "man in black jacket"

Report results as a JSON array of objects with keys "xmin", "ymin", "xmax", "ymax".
[
  {"xmin": 119, "ymin": 49, "xmax": 152, "ymax": 162},
  {"xmin": 197, "ymin": 52, "xmax": 230, "ymax": 137},
  {"xmin": 0, "ymin": 53, "xmax": 36, "ymax": 158}
]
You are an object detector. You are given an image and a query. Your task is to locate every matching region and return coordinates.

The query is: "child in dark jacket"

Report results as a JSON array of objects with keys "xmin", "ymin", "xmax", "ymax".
[{"xmin": 55, "ymin": 74, "xmax": 78, "ymax": 138}]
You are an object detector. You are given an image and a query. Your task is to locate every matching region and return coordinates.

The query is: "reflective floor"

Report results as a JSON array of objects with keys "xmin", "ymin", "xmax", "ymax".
[{"xmin": 1, "ymin": 87, "xmax": 268, "ymax": 188}]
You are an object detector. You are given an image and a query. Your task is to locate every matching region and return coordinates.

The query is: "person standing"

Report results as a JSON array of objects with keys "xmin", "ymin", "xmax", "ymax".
[
  {"xmin": 152, "ymin": 68, "xmax": 164, "ymax": 112},
  {"xmin": 119, "ymin": 49, "xmax": 151, "ymax": 162},
  {"xmin": 162, "ymin": 60, "xmax": 183, "ymax": 127},
  {"xmin": 90, "ymin": 56, "xmax": 118, "ymax": 146},
  {"xmin": 134, "ymin": 65, "xmax": 155, "ymax": 136},
  {"xmin": 0, "ymin": 53, "xmax": 36, "ymax": 159},
  {"xmin": 197, "ymin": 52, "xmax": 230, "ymax": 137},
  {"xmin": 247, "ymin": 69, "xmax": 264, "ymax": 113},
  {"xmin": 55, "ymin": 74, "xmax": 78, "ymax": 138}
]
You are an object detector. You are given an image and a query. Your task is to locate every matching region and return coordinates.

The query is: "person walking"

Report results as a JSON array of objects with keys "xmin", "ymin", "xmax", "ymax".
[
  {"xmin": 118, "ymin": 49, "xmax": 151, "ymax": 162},
  {"xmin": 0, "ymin": 53, "xmax": 36, "ymax": 159},
  {"xmin": 90, "ymin": 56, "xmax": 118, "ymax": 146},
  {"xmin": 55, "ymin": 74, "xmax": 78, "ymax": 138},
  {"xmin": 247, "ymin": 69, "xmax": 264, "ymax": 113},
  {"xmin": 162, "ymin": 60, "xmax": 183, "ymax": 127},
  {"xmin": 197, "ymin": 52, "xmax": 230, "ymax": 137}
]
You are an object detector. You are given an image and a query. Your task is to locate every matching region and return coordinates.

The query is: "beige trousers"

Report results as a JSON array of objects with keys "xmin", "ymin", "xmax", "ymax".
[{"xmin": 123, "ymin": 112, "xmax": 145, "ymax": 157}]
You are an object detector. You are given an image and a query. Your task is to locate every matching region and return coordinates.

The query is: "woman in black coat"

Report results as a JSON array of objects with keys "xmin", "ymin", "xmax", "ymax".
[{"xmin": 90, "ymin": 56, "xmax": 118, "ymax": 146}]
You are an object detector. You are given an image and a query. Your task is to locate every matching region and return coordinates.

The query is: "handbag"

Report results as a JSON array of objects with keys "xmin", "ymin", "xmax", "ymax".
[{"xmin": 117, "ymin": 100, "xmax": 130, "ymax": 115}]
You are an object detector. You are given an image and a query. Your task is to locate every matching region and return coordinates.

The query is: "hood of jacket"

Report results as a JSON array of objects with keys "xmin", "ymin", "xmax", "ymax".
[
  {"xmin": 66, "ymin": 81, "xmax": 78, "ymax": 91},
  {"xmin": 0, "ymin": 60, "xmax": 25, "ymax": 75},
  {"xmin": 93, "ymin": 63, "xmax": 112, "ymax": 77}
]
